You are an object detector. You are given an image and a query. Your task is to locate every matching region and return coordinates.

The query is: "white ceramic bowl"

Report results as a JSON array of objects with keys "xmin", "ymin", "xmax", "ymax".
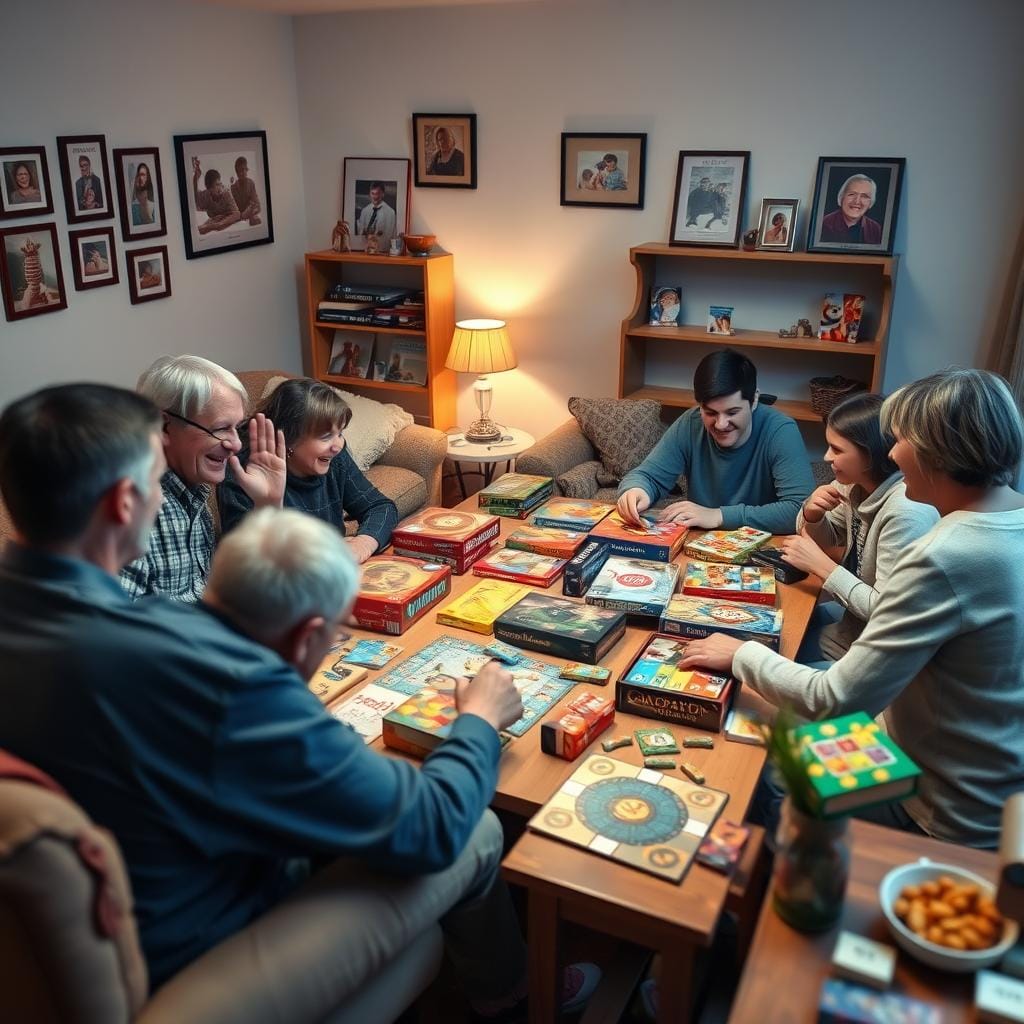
[{"xmin": 879, "ymin": 858, "xmax": 1018, "ymax": 972}]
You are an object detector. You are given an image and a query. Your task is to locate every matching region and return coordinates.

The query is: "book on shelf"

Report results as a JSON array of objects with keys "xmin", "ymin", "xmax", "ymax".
[
  {"xmin": 370, "ymin": 335, "xmax": 428, "ymax": 386},
  {"xmin": 472, "ymin": 547, "xmax": 567, "ymax": 588},
  {"xmin": 372, "ymin": 312, "xmax": 425, "ymax": 329},
  {"xmin": 317, "ymin": 309, "xmax": 376, "ymax": 325},
  {"xmin": 682, "ymin": 527, "xmax": 772, "ymax": 565},
  {"xmin": 660, "ymin": 594, "xmax": 783, "ymax": 649},
  {"xmin": 681, "ymin": 560, "xmax": 777, "ymax": 606},
  {"xmin": 588, "ymin": 511, "xmax": 688, "ymax": 563},
  {"xmin": 327, "ymin": 282, "xmax": 412, "ymax": 305},
  {"xmin": 584, "ymin": 556, "xmax": 680, "ymax": 616},
  {"xmin": 435, "ymin": 579, "xmax": 533, "ymax": 634},
  {"xmin": 319, "ymin": 299, "xmax": 374, "ymax": 312},
  {"xmin": 327, "ymin": 330, "xmax": 374, "ymax": 378}
]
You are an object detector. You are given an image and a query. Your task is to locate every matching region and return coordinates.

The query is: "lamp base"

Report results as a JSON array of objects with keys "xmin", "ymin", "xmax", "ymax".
[{"xmin": 463, "ymin": 416, "xmax": 503, "ymax": 443}]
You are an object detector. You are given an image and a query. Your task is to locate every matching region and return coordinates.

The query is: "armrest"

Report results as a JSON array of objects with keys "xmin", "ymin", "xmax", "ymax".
[
  {"xmin": 516, "ymin": 420, "xmax": 597, "ymax": 484},
  {"xmin": 376, "ymin": 424, "xmax": 447, "ymax": 508}
]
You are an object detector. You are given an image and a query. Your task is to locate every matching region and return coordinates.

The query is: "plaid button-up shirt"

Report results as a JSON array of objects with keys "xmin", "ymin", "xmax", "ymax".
[{"xmin": 120, "ymin": 469, "xmax": 214, "ymax": 603}]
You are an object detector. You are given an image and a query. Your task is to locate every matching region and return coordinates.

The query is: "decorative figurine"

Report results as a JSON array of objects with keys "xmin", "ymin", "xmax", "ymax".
[
  {"xmin": 331, "ymin": 220, "xmax": 350, "ymax": 253},
  {"xmin": 796, "ymin": 318, "xmax": 814, "ymax": 338},
  {"xmin": 778, "ymin": 325, "xmax": 798, "ymax": 338},
  {"xmin": 742, "ymin": 228, "xmax": 758, "ymax": 252},
  {"xmin": 364, "ymin": 233, "xmax": 381, "ymax": 255}
]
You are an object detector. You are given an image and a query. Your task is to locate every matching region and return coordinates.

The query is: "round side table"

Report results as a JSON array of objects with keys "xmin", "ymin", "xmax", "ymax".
[{"xmin": 446, "ymin": 427, "xmax": 536, "ymax": 500}]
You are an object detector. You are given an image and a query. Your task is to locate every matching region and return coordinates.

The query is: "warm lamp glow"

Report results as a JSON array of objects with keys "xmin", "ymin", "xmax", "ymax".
[{"xmin": 445, "ymin": 319, "xmax": 517, "ymax": 443}]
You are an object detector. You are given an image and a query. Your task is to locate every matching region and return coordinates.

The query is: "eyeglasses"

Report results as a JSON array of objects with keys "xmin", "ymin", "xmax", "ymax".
[{"xmin": 164, "ymin": 409, "xmax": 243, "ymax": 443}]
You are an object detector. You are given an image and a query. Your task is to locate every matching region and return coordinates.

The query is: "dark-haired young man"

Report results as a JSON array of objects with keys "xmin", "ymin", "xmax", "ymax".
[{"xmin": 618, "ymin": 349, "xmax": 814, "ymax": 533}]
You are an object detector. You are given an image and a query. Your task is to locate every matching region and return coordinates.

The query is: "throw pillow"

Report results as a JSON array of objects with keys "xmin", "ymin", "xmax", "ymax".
[
  {"xmin": 261, "ymin": 376, "xmax": 414, "ymax": 472},
  {"xmin": 556, "ymin": 460, "xmax": 602, "ymax": 499},
  {"xmin": 567, "ymin": 397, "xmax": 665, "ymax": 481}
]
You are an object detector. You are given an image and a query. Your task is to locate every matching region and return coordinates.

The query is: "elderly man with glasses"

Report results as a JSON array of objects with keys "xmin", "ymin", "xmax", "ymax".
[{"xmin": 120, "ymin": 354, "xmax": 286, "ymax": 602}]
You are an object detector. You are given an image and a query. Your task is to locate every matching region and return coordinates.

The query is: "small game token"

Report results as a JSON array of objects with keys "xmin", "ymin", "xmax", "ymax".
[
  {"xmin": 831, "ymin": 930, "xmax": 895, "ymax": 990},
  {"xmin": 559, "ymin": 662, "xmax": 612, "ymax": 684},
  {"xmin": 484, "ymin": 640, "xmax": 521, "ymax": 664},
  {"xmin": 643, "ymin": 757, "xmax": 677, "ymax": 770},
  {"xmin": 683, "ymin": 736, "xmax": 714, "ymax": 749},
  {"xmin": 602, "ymin": 735, "xmax": 634, "ymax": 752},
  {"xmin": 635, "ymin": 728, "xmax": 680, "ymax": 756},
  {"xmin": 680, "ymin": 761, "xmax": 705, "ymax": 784}
]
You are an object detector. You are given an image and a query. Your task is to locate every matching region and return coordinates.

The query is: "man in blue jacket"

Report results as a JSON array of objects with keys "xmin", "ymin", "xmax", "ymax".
[{"xmin": 618, "ymin": 349, "xmax": 814, "ymax": 534}]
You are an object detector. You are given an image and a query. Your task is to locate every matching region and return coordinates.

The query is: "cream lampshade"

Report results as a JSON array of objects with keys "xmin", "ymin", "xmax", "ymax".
[{"xmin": 444, "ymin": 318, "xmax": 518, "ymax": 443}]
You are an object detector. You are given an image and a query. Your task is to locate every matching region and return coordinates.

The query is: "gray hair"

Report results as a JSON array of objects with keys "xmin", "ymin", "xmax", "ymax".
[
  {"xmin": 137, "ymin": 354, "xmax": 247, "ymax": 418},
  {"xmin": 882, "ymin": 369, "xmax": 1024, "ymax": 488},
  {"xmin": 836, "ymin": 174, "xmax": 877, "ymax": 209},
  {"xmin": 207, "ymin": 508, "xmax": 360, "ymax": 636}
]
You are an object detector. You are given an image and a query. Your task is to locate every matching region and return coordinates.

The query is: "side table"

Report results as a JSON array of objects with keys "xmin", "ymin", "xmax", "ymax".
[{"xmin": 446, "ymin": 427, "xmax": 535, "ymax": 500}]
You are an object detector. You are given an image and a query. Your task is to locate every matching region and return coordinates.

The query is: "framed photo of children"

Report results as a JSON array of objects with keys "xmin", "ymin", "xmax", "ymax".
[
  {"xmin": 806, "ymin": 157, "xmax": 905, "ymax": 256},
  {"xmin": 56, "ymin": 135, "xmax": 113, "ymax": 224},
  {"xmin": 412, "ymin": 113, "xmax": 477, "ymax": 189},
  {"xmin": 755, "ymin": 198, "xmax": 799, "ymax": 252},
  {"xmin": 173, "ymin": 131, "xmax": 273, "ymax": 260},
  {"xmin": 669, "ymin": 150, "xmax": 749, "ymax": 248},
  {"xmin": 342, "ymin": 157, "xmax": 411, "ymax": 253},
  {"xmin": 68, "ymin": 226, "xmax": 119, "ymax": 291},
  {"xmin": 113, "ymin": 147, "xmax": 167, "ymax": 242},
  {"xmin": 0, "ymin": 147, "xmax": 54, "ymax": 220},
  {"xmin": 560, "ymin": 133, "xmax": 646, "ymax": 209},
  {"xmin": 0, "ymin": 222, "xmax": 68, "ymax": 322},
  {"xmin": 126, "ymin": 245, "xmax": 171, "ymax": 304}
]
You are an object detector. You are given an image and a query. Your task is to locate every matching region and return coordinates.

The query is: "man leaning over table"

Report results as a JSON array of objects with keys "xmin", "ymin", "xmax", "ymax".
[{"xmin": 0, "ymin": 382, "xmax": 598, "ymax": 1019}]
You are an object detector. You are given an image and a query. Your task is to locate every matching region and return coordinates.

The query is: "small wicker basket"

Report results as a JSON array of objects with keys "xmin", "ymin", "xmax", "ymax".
[{"xmin": 808, "ymin": 375, "xmax": 868, "ymax": 418}]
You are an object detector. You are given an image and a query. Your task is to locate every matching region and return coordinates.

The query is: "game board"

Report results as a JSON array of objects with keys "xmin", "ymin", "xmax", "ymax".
[
  {"xmin": 373, "ymin": 635, "xmax": 573, "ymax": 737},
  {"xmin": 528, "ymin": 754, "xmax": 729, "ymax": 882}
]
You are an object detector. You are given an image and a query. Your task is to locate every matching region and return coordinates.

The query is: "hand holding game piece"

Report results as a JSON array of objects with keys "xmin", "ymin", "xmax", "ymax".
[
  {"xmin": 456, "ymin": 660, "xmax": 523, "ymax": 733},
  {"xmin": 677, "ymin": 633, "xmax": 744, "ymax": 673},
  {"xmin": 616, "ymin": 487, "xmax": 651, "ymax": 527}
]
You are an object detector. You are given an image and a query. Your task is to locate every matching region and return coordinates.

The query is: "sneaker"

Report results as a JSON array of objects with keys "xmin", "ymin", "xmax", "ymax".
[{"xmin": 561, "ymin": 962, "xmax": 601, "ymax": 1014}]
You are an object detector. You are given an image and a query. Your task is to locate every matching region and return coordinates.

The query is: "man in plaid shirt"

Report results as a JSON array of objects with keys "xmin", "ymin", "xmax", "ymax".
[{"xmin": 120, "ymin": 355, "xmax": 285, "ymax": 602}]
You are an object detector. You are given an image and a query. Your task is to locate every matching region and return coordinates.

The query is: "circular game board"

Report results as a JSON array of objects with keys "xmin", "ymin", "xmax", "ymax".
[{"xmin": 575, "ymin": 776, "xmax": 688, "ymax": 847}]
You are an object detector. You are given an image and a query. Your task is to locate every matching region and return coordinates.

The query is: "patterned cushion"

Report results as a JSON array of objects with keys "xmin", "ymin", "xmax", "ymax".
[
  {"xmin": 556, "ymin": 461, "xmax": 602, "ymax": 499},
  {"xmin": 567, "ymin": 397, "xmax": 665, "ymax": 482}
]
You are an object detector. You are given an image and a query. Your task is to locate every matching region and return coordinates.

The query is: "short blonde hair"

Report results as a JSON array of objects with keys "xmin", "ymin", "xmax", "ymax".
[{"xmin": 882, "ymin": 369, "xmax": 1023, "ymax": 487}]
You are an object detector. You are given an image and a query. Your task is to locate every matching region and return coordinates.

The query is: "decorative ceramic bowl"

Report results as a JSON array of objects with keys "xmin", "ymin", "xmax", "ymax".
[
  {"xmin": 401, "ymin": 233, "xmax": 436, "ymax": 256},
  {"xmin": 878, "ymin": 858, "xmax": 1018, "ymax": 972}
]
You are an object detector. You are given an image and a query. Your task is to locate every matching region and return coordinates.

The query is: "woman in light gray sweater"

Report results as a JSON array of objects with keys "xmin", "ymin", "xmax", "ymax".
[
  {"xmin": 682, "ymin": 369, "xmax": 1024, "ymax": 848},
  {"xmin": 779, "ymin": 393, "xmax": 938, "ymax": 663}
]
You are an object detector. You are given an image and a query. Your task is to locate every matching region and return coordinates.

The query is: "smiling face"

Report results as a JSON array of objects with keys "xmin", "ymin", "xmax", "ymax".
[
  {"xmin": 824, "ymin": 425, "xmax": 872, "ymax": 486},
  {"xmin": 163, "ymin": 383, "xmax": 244, "ymax": 487},
  {"xmin": 14, "ymin": 164, "xmax": 31, "ymax": 189},
  {"xmin": 889, "ymin": 431, "xmax": 933, "ymax": 505},
  {"xmin": 840, "ymin": 177, "xmax": 874, "ymax": 224},
  {"xmin": 288, "ymin": 421, "xmax": 346, "ymax": 478},
  {"xmin": 699, "ymin": 390, "xmax": 756, "ymax": 449}
]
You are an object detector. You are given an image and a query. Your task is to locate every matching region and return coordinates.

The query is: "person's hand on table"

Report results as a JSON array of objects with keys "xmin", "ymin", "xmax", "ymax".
[
  {"xmin": 678, "ymin": 633, "xmax": 744, "ymax": 673},
  {"xmin": 345, "ymin": 534, "xmax": 379, "ymax": 564},
  {"xmin": 778, "ymin": 531, "xmax": 838, "ymax": 580},
  {"xmin": 657, "ymin": 501, "xmax": 723, "ymax": 529},
  {"xmin": 616, "ymin": 487, "xmax": 650, "ymax": 527},
  {"xmin": 801, "ymin": 484, "xmax": 845, "ymax": 524},
  {"xmin": 455, "ymin": 660, "xmax": 523, "ymax": 733}
]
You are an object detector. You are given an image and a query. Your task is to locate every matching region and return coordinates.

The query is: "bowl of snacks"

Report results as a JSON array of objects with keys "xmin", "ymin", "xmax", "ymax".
[{"xmin": 879, "ymin": 858, "xmax": 1017, "ymax": 971}]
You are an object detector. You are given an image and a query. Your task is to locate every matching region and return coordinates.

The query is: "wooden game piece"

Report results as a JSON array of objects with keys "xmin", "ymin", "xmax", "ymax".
[
  {"xmin": 680, "ymin": 761, "xmax": 705, "ymax": 784},
  {"xmin": 602, "ymin": 735, "xmax": 633, "ymax": 752},
  {"xmin": 683, "ymin": 736, "xmax": 714, "ymax": 749},
  {"xmin": 643, "ymin": 757, "xmax": 677, "ymax": 770}
]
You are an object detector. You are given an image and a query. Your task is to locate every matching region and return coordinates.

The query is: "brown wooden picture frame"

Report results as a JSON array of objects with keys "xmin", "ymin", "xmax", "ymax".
[
  {"xmin": 126, "ymin": 244, "xmax": 171, "ymax": 304},
  {"xmin": 56, "ymin": 134, "xmax": 113, "ymax": 224},
  {"xmin": 341, "ymin": 157, "xmax": 411, "ymax": 252},
  {"xmin": 0, "ymin": 147, "xmax": 54, "ymax": 220},
  {"xmin": 112, "ymin": 147, "xmax": 167, "ymax": 242},
  {"xmin": 68, "ymin": 226, "xmax": 119, "ymax": 291},
  {"xmin": 412, "ymin": 113, "xmax": 477, "ymax": 189},
  {"xmin": 560, "ymin": 132, "xmax": 646, "ymax": 209},
  {"xmin": 0, "ymin": 222, "xmax": 68, "ymax": 322}
]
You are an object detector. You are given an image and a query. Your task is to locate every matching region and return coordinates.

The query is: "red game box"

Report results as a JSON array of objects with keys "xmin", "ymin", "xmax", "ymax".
[
  {"xmin": 540, "ymin": 691, "xmax": 615, "ymax": 761},
  {"xmin": 353, "ymin": 556, "xmax": 452, "ymax": 635},
  {"xmin": 390, "ymin": 507, "xmax": 501, "ymax": 574}
]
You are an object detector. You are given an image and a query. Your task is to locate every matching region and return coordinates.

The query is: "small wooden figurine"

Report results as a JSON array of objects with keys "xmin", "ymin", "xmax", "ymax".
[{"xmin": 331, "ymin": 220, "xmax": 350, "ymax": 253}]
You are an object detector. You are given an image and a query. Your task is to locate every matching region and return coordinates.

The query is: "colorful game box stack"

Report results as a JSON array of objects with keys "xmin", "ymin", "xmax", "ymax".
[
  {"xmin": 562, "ymin": 540, "xmax": 611, "ymax": 598},
  {"xmin": 435, "ymin": 579, "xmax": 532, "ymax": 635},
  {"xmin": 589, "ymin": 511, "xmax": 688, "ymax": 563},
  {"xmin": 682, "ymin": 526, "xmax": 772, "ymax": 565},
  {"xmin": 494, "ymin": 592, "xmax": 627, "ymax": 664},
  {"xmin": 472, "ymin": 547, "xmax": 567, "ymax": 588},
  {"xmin": 477, "ymin": 473, "xmax": 553, "ymax": 519},
  {"xmin": 390, "ymin": 507, "xmax": 500, "ymax": 574},
  {"xmin": 681, "ymin": 560, "xmax": 776, "ymax": 606},
  {"xmin": 505, "ymin": 522, "xmax": 588, "ymax": 560},
  {"xmin": 584, "ymin": 556, "xmax": 680, "ymax": 616},
  {"xmin": 660, "ymin": 594, "xmax": 783, "ymax": 649},
  {"xmin": 531, "ymin": 497, "xmax": 616, "ymax": 532},
  {"xmin": 352, "ymin": 556, "xmax": 452, "ymax": 635},
  {"xmin": 540, "ymin": 691, "xmax": 615, "ymax": 761}
]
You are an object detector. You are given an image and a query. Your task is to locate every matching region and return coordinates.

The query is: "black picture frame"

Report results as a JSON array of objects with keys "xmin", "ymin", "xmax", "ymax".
[
  {"xmin": 560, "ymin": 133, "xmax": 646, "ymax": 209},
  {"xmin": 126, "ymin": 244, "xmax": 171, "ymax": 304},
  {"xmin": 0, "ymin": 222, "xmax": 68, "ymax": 322},
  {"xmin": 68, "ymin": 226, "xmax": 119, "ymax": 291},
  {"xmin": 112, "ymin": 147, "xmax": 168, "ymax": 243},
  {"xmin": 669, "ymin": 150, "xmax": 750, "ymax": 248},
  {"xmin": 0, "ymin": 147, "xmax": 54, "ymax": 220},
  {"xmin": 412, "ymin": 113, "xmax": 477, "ymax": 189},
  {"xmin": 806, "ymin": 157, "xmax": 905, "ymax": 256},
  {"xmin": 56, "ymin": 134, "xmax": 113, "ymax": 224},
  {"xmin": 173, "ymin": 131, "xmax": 273, "ymax": 260}
]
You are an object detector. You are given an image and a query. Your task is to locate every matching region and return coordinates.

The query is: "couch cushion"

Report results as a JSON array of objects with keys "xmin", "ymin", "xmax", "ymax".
[
  {"xmin": 567, "ymin": 397, "xmax": 665, "ymax": 482},
  {"xmin": 364, "ymin": 465, "xmax": 427, "ymax": 522},
  {"xmin": 556, "ymin": 461, "xmax": 602, "ymax": 500}
]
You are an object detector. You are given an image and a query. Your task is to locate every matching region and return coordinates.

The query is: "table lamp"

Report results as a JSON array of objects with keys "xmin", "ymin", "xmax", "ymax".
[{"xmin": 445, "ymin": 318, "xmax": 518, "ymax": 443}]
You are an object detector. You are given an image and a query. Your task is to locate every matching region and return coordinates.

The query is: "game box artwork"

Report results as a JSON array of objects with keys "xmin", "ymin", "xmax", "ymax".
[
  {"xmin": 477, "ymin": 473, "xmax": 553, "ymax": 515},
  {"xmin": 616, "ymin": 633, "xmax": 737, "ymax": 731},
  {"xmin": 681, "ymin": 560, "xmax": 777, "ymax": 606},
  {"xmin": 660, "ymin": 595, "xmax": 783, "ymax": 649},
  {"xmin": 505, "ymin": 523, "xmax": 588, "ymax": 560},
  {"xmin": 531, "ymin": 497, "xmax": 616, "ymax": 532},
  {"xmin": 390, "ymin": 507, "xmax": 500, "ymax": 574},
  {"xmin": 562, "ymin": 540, "xmax": 611, "ymax": 597},
  {"xmin": 435, "ymin": 579, "xmax": 533, "ymax": 635},
  {"xmin": 472, "ymin": 547, "xmax": 567, "ymax": 588},
  {"xmin": 588, "ymin": 511, "xmax": 688, "ymax": 562},
  {"xmin": 494, "ymin": 592, "xmax": 627, "ymax": 664},
  {"xmin": 584, "ymin": 556, "xmax": 680, "ymax": 616},
  {"xmin": 352, "ymin": 556, "xmax": 452, "ymax": 635},
  {"xmin": 682, "ymin": 527, "xmax": 772, "ymax": 565},
  {"xmin": 528, "ymin": 754, "xmax": 729, "ymax": 883},
  {"xmin": 540, "ymin": 690, "xmax": 615, "ymax": 761}
]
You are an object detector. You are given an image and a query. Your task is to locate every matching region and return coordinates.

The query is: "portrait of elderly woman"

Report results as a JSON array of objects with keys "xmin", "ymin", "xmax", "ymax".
[
  {"xmin": 413, "ymin": 113, "xmax": 477, "ymax": 188},
  {"xmin": 0, "ymin": 149, "xmax": 52, "ymax": 218}
]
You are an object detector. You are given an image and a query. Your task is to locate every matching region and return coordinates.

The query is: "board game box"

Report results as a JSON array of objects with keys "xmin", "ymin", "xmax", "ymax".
[
  {"xmin": 477, "ymin": 473, "xmax": 553, "ymax": 509},
  {"xmin": 307, "ymin": 652, "xmax": 368, "ymax": 705},
  {"xmin": 472, "ymin": 547, "xmax": 567, "ymax": 588},
  {"xmin": 562, "ymin": 540, "xmax": 611, "ymax": 598},
  {"xmin": 531, "ymin": 497, "xmax": 616, "ymax": 532},
  {"xmin": 390, "ymin": 507, "xmax": 500, "ymax": 574},
  {"xmin": 682, "ymin": 560, "xmax": 776, "ymax": 606},
  {"xmin": 585, "ymin": 556, "xmax": 680, "ymax": 616},
  {"xmin": 353, "ymin": 556, "xmax": 452, "ymax": 635},
  {"xmin": 494, "ymin": 592, "xmax": 627, "ymax": 664},
  {"xmin": 615, "ymin": 633, "xmax": 737, "ymax": 731},
  {"xmin": 588, "ymin": 511, "xmax": 688, "ymax": 563},
  {"xmin": 505, "ymin": 523, "xmax": 588, "ymax": 560},
  {"xmin": 682, "ymin": 527, "xmax": 772, "ymax": 565},
  {"xmin": 792, "ymin": 712, "xmax": 921, "ymax": 818},
  {"xmin": 540, "ymin": 691, "xmax": 615, "ymax": 761},
  {"xmin": 528, "ymin": 754, "xmax": 729, "ymax": 882},
  {"xmin": 435, "ymin": 579, "xmax": 533, "ymax": 635},
  {"xmin": 660, "ymin": 595, "xmax": 783, "ymax": 649}
]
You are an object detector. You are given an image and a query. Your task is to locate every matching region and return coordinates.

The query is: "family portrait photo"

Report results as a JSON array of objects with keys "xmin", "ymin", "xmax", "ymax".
[
  {"xmin": 174, "ymin": 131, "xmax": 274, "ymax": 259},
  {"xmin": 57, "ymin": 135, "xmax": 112, "ymax": 224},
  {"xmin": 670, "ymin": 150, "xmax": 749, "ymax": 247},
  {"xmin": 113, "ymin": 147, "xmax": 167, "ymax": 242},
  {"xmin": 0, "ymin": 148, "xmax": 53, "ymax": 219},
  {"xmin": 756, "ymin": 198, "xmax": 799, "ymax": 252},
  {"xmin": 806, "ymin": 157, "xmax": 905, "ymax": 255},
  {"xmin": 342, "ymin": 157, "xmax": 410, "ymax": 253},
  {"xmin": 560, "ymin": 133, "xmax": 646, "ymax": 209},
  {"xmin": 413, "ymin": 113, "xmax": 477, "ymax": 189},
  {"xmin": 649, "ymin": 285, "xmax": 682, "ymax": 326},
  {"xmin": 0, "ymin": 222, "xmax": 67, "ymax": 321},
  {"xmin": 127, "ymin": 244, "xmax": 171, "ymax": 304},
  {"xmin": 68, "ymin": 226, "xmax": 119, "ymax": 291}
]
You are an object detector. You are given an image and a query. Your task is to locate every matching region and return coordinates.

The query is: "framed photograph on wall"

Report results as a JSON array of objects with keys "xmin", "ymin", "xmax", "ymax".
[
  {"xmin": 113, "ymin": 147, "xmax": 167, "ymax": 242},
  {"xmin": 560, "ymin": 133, "xmax": 646, "ymax": 209},
  {"xmin": 0, "ymin": 147, "xmax": 54, "ymax": 220},
  {"xmin": 342, "ymin": 157, "xmax": 411, "ymax": 253},
  {"xmin": 56, "ymin": 135, "xmax": 113, "ymax": 224},
  {"xmin": 173, "ymin": 131, "xmax": 273, "ymax": 259},
  {"xmin": 806, "ymin": 156, "xmax": 905, "ymax": 255},
  {"xmin": 755, "ymin": 198, "xmax": 799, "ymax": 252},
  {"xmin": 68, "ymin": 226, "xmax": 119, "ymax": 291},
  {"xmin": 0, "ymin": 222, "xmax": 68, "ymax": 322},
  {"xmin": 126, "ymin": 244, "xmax": 171, "ymax": 304},
  {"xmin": 413, "ymin": 113, "xmax": 476, "ymax": 189},
  {"xmin": 669, "ymin": 150, "xmax": 749, "ymax": 248}
]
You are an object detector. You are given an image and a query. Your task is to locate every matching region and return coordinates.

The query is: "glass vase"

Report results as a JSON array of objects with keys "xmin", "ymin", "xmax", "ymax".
[{"xmin": 771, "ymin": 796, "xmax": 850, "ymax": 931}]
